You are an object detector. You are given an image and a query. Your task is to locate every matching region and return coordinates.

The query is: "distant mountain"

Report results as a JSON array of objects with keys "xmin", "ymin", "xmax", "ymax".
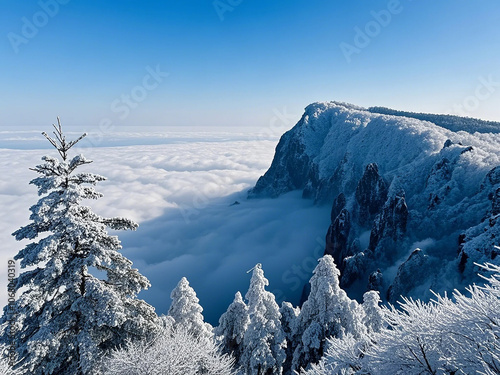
[
  {"xmin": 249, "ymin": 102, "xmax": 500, "ymax": 302},
  {"xmin": 368, "ymin": 106, "xmax": 500, "ymax": 134}
]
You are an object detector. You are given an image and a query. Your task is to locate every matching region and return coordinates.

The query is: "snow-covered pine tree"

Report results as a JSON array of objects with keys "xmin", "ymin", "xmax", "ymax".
[
  {"xmin": 279, "ymin": 301, "xmax": 300, "ymax": 375},
  {"xmin": 0, "ymin": 120, "xmax": 158, "ymax": 375},
  {"xmin": 292, "ymin": 255, "xmax": 364, "ymax": 372},
  {"xmin": 168, "ymin": 277, "xmax": 213, "ymax": 339},
  {"xmin": 361, "ymin": 291, "xmax": 384, "ymax": 335},
  {"xmin": 214, "ymin": 291, "xmax": 249, "ymax": 363},
  {"xmin": 241, "ymin": 264, "xmax": 286, "ymax": 375}
]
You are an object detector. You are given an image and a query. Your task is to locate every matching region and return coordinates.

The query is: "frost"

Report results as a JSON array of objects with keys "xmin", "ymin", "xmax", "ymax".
[{"xmin": 0, "ymin": 121, "xmax": 159, "ymax": 374}]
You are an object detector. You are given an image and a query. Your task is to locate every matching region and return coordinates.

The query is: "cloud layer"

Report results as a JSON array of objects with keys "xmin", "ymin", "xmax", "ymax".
[{"xmin": 0, "ymin": 132, "xmax": 329, "ymax": 324}]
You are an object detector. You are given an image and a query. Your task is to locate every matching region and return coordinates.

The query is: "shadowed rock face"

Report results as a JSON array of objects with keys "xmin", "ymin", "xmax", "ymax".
[
  {"xmin": 367, "ymin": 269, "xmax": 383, "ymax": 292},
  {"xmin": 387, "ymin": 249, "xmax": 430, "ymax": 303},
  {"xmin": 251, "ymin": 101, "xmax": 500, "ymax": 303},
  {"xmin": 330, "ymin": 193, "xmax": 346, "ymax": 223},
  {"xmin": 493, "ymin": 188, "xmax": 500, "ymax": 216},
  {"xmin": 458, "ymin": 183, "xmax": 500, "ymax": 275},
  {"xmin": 483, "ymin": 166, "xmax": 500, "ymax": 190},
  {"xmin": 323, "ymin": 166, "xmax": 408, "ymax": 289},
  {"xmin": 325, "ymin": 208, "xmax": 351, "ymax": 272},
  {"xmin": 355, "ymin": 163, "xmax": 388, "ymax": 227},
  {"xmin": 249, "ymin": 133, "xmax": 312, "ymax": 198},
  {"xmin": 369, "ymin": 194, "xmax": 408, "ymax": 257}
]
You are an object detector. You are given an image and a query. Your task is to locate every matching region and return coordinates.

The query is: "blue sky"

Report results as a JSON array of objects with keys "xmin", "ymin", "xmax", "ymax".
[{"xmin": 1, "ymin": 0, "xmax": 500, "ymax": 130}]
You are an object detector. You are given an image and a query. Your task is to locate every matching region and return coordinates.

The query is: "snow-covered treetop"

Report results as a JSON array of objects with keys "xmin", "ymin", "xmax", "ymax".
[
  {"xmin": 168, "ymin": 277, "xmax": 213, "ymax": 338},
  {"xmin": 41, "ymin": 117, "xmax": 87, "ymax": 161},
  {"xmin": 310, "ymin": 255, "xmax": 341, "ymax": 290},
  {"xmin": 245, "ymin": 264, "xmax": 269, "ymax": 312}
]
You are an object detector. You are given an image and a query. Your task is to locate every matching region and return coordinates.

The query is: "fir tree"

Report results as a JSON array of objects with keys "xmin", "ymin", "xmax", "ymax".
[
  {"xmin": 361, "ymin": 291, "xmax": 384, "ymax": 334},
  {"xmin": 168, "ymin": 277, "xmax": 213, "ymax": 339},
  {"xmin": 279, "ymin": 301, "xmax": 300, "ymax": 375},
  {"xmin": 214, "ymin": 291, "xmax": 249, "ymax": 363},
  {"xmin": 241, "ymin": 264, "xmax": 286, "ymax": 375},
  {"xmin": 292, "ymin": 255, "xmax": 364, "ymax": 372},
  {"xmin": 0, "ymin": 120, "xmax": 158, "ymax": 375}
]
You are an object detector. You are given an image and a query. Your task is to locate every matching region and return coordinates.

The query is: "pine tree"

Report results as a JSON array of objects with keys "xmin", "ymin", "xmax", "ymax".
[
  {"xmin": 168, "ymin": 277, "xmax": 213, "ymax": 339},
  {"xmin": 0, "ymin": 120, "xmax": 159, "ymax": 375},
  {"xmin": 279, "ymin": 301, "xmax": 300, "ymax": 375},
  {"xmin": 292, "ymin": 255, "xmax": 364, "ymax": 372},
  {"xmin": 214, "ymin": 291, "xmax": 249, "ymax": 363},
  {"xmin": 241, "ymin": 264, "xmax": 286, "ymax": 375},
  {"xmin": 361, "ymin": 291, "xmax": 384, "ymax": 334}
]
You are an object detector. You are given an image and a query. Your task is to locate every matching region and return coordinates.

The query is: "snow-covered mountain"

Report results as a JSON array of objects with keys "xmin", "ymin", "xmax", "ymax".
[{"xmin": 249, "ymin": 102, "xmax": 500, "ymax": 302}]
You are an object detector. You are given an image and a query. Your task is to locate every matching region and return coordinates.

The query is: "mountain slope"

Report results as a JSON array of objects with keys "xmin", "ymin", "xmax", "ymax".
[{"xmin": 249, "ymin": 102, "xmax": 500, "ymax": 302}]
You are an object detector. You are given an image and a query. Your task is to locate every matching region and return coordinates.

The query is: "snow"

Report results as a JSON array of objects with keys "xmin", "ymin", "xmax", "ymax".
[
  {"xmin": 302, "ymin": 264, "xmax": 500, "ymax": 375},
  {"xmin": 253, "ymin": 101, "xmax": 500, "ymax": 301}
]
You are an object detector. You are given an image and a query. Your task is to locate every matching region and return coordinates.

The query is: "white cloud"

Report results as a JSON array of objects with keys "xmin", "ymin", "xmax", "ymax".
[{"xmin": 0, "ymin": 133, "xmax": 329, "ymax": 324}]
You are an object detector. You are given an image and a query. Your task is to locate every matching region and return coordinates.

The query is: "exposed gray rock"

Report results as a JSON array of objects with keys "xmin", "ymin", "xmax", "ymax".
[
  {"xmin": 355, "ymin": 163, "xmax": 388, "ymax": 227},
  {"xmin": 387, "ymin": 249, "xmax": 430, "ymax": 303},
  {"xmin": 331, "ymin": 193, "xmax": 346, "ymax": 223},
  {"xmin": 369, "ymin": 194, "xmax": 408, "ymax": 261},
  {"xmin": 325, "ymin": 209, "xmax": 351, "ymax": 272},
  {"xmin": 367, "ymin": 269, "xmax": 383, "ymax": 292}
]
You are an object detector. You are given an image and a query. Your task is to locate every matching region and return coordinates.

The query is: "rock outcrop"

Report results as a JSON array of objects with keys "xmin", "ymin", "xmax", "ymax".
[
  {"xmin": 250, "ymin": 101, "xmax": 500, "ymax": 302},
  {"xmin": 368, "ymin": 193, "xmax": 408, "ymax": 261},
  {"xmin": 325, "ymin": 209, "xmax": 351, "ymax": 272},
  {"xmin": 387, "ymin": 248, "xmax": 430, "ymax": 303},
  {"xmin": 355, "ymin": 163, "xmax": 388, "ymax": 227}
]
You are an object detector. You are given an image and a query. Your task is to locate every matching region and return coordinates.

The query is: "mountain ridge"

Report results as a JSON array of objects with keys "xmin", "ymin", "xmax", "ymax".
[{"xmin": 249, "ymin": 101, "xmax": 500, "ymax": 302}]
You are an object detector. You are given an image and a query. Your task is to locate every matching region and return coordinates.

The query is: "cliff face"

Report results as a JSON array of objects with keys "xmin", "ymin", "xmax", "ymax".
[{"xmin": 249, "ymin": 102, "xmax": 500, "ymax": 302}]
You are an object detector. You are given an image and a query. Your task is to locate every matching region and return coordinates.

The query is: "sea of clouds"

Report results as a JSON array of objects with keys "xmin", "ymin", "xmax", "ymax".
[{"xmin": 0, "ymin": 129, "xmax": 330, "ymax": 324}]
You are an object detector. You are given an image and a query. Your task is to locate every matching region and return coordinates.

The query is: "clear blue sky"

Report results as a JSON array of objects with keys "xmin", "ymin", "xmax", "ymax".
[{"xmin": 1, "ymin": 0, "xmax": 499, "ymax": 130}]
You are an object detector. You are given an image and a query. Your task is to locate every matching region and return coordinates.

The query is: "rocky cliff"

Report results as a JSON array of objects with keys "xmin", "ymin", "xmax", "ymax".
[{"xmin": 249, "ymin": 102, "xmax": 500, "ymax": 302}]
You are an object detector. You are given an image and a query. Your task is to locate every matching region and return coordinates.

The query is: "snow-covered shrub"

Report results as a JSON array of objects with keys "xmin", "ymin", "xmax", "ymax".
[{"xmin": 101, "ymin": 327, "xmax": 236, "ymax": 375}]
